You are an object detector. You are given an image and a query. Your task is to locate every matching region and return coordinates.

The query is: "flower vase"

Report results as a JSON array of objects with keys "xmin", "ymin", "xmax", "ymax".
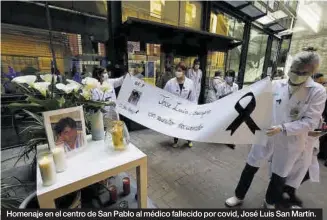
[{"xmin": 91, "ymin": 110, "xmax": 104, "ymax": 141}]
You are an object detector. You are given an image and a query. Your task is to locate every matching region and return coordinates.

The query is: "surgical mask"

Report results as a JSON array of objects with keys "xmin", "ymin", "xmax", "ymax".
[
  {"xmin": 288, "ymin": 72, "xmax": 309, "ymax": 85},
  {"xmin": 225, "ymin": 76, "xmax": 233, "ymax": 84},
  {"xmin": 175, "ymin": 71, "xmax": 183, "ymax": 78},
  {"xmin": 194, "ymin": 65, "xmax": 200, "ymax": 70},
  {"xmin": 103, "ymin": 73, "xmax": 109, "ymax": 80}
]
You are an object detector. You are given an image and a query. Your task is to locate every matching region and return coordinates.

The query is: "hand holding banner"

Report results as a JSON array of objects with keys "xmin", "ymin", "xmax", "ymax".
[{"xmin": 117, "ymin": 75, "xmax": 273, "ymax": 145}]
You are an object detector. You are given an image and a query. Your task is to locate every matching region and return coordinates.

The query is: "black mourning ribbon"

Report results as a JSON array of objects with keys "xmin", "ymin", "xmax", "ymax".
[{"xmin": 226, "ymin": 92, "xmax": 261, "ymax": 135}]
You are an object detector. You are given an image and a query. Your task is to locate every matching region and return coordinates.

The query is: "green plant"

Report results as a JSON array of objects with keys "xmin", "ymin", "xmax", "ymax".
[{"xmin": 1, "ymin": 176, "xmax": 35, "ymax": 209}]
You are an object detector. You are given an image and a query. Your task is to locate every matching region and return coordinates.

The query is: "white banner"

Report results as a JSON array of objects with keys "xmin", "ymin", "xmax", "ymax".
[{"xmin": 117, "ymin": 75, "xmax": 273, "ymax": 145}]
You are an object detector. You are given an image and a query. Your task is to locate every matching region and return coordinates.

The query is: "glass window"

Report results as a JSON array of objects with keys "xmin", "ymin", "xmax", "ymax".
[
  {"xmin": 210, "ymin": 11, "xmax": 244, "ymax": 39},
  {"xmin": 122, "ymin": 1, "xmax": 202, "ymax": 30},
  {"xmin": 244, "ymin": 28, "xmax": 268, "ymax": 83},
  {"xmin": 179, "ymin": 1, "xmax": 202, "ymax": 30}
]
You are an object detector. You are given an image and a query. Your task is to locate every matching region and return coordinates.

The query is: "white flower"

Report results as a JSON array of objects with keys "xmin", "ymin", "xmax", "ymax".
[
  {"xmin": 40, "ymin": 74, "xmax": 56, "ymax": 83},
  {"xmin": 100, "ymin": 81, "xmax": 112, "ymax": 92},
  {"xmin": 82, "ymin": 77, "xmax": 100, "ymax": 90},
  {"xmin": 56, "ymin": 83, "xmax": 74, "ymax": 94},
  {"xmin": 66, "ymin": 79, "xmax": 82, "ymax": 91},
  {"xmin": 32, "ymin": 82, "xmax": 50, "ymax": 97},
  {"xmin": 81, "ymin": 89, "xmax": 91, "ymax": 100},
  {"xmin": 12, "ymin": 75, "xmax": 37, "ymax": 86}
]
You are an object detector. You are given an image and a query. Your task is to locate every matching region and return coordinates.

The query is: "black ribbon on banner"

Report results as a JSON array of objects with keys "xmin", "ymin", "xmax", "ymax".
[{"xmin": 226, "ymin": 92, "xmax": 261, "ymax": 135}]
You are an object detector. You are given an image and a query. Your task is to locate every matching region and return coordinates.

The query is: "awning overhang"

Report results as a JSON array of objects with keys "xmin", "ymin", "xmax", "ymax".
[{"xmin": 120, "ymin": 17, "xmax": 243, "ymax": 55}]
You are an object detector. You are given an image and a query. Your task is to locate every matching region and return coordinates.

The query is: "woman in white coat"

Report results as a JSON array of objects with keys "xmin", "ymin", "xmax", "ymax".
[
  {"xmin": 186, "ymin": 59, "xmax": 202, "ymax": 103},
  {"xmin": 225, "ymin": 48, "xmax": 327, "ymax": 208},
  {"xmin": 164, "ymin": 62, "xmax": 196, "ymax": 148},
  {"xmin": 91, "ymin": 66, "xmax": 125, "ymax": 120}
]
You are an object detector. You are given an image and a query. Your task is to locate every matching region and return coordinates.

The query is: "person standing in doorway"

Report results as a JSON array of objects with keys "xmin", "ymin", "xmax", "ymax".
[
  {"xmin": 225, "ymin": 48, "xmax": 326, "ymax": 209},
  {"xmin": 186, "ymin": 59, "xmax": 202, "ymax": 103},
  {"xmin": 164, "ymin": 62, "xmax": 196, "ymax": 148},
  {"xmin": 156, "ymin": 65, "xmax": 174, "ymax": 89}
]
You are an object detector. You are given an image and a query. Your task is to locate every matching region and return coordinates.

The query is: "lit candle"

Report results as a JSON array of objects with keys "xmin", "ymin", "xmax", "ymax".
[
  {"xmin": 52, "ymin": 147, "xmax": 67, "ymax": 172},
  {"xmin": 38, "ymin": 155, "xmax": 56, "ymax": 186}
]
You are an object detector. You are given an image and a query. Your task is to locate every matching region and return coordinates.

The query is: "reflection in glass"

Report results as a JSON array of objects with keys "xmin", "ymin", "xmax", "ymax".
[
  {"xmin": 122, "ymin": 1, "xmax": 202, "ymax": 30},
  {"xmin": 244, "ymin": 28, "xmax": 268, "ymax": 83}
]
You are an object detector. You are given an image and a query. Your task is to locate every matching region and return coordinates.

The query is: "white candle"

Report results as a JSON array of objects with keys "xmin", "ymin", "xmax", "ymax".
[
  {"xmin": 52, "ymin": 147, "xmax": 67, "ymax": 172},
  {"xmin": 38, "ymin": 155, "xmax": 56, "ymax": 186}
]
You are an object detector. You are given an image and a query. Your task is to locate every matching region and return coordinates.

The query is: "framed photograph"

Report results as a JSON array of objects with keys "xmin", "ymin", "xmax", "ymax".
[{"xmin": 43, "ymin": 106, "xmax": 87, "ymax": 154}]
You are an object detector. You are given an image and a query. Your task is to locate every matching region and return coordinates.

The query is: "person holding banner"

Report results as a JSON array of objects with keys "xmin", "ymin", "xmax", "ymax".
[
  {"xmin": 164, "ymin": 62, "xmax": 196, "ymax": 148},
  {"xmin": 91, "ymin": 66, "xmax": 125, "ymax": 119},
  {"xmin": 186, "ymin": 59, "xmax": 202, "ymax": 103},
  {"xmin": 225, "ymin": 48, "xmax": 327, "ymax": 209}
]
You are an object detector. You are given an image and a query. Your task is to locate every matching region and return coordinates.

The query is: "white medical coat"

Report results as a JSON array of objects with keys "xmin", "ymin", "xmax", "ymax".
[
  {"xmin": 91, "ymin": 76, "xmax": 124, "ymax": 119},
  {"xmin": 285, "ymin": 118, "xmax": 324, "ymax": 188},
  {"xmin": 206, "ymin": 76, "xmax": 224, "ymax": 103},
  {"xmin": 247, "ymin": 78, "xmax": 326, "ymax": 177},
  {"xmin": 186, "ymin": 68, "xmax": 202, "ymax": 102},
  {"xmin": 164, "ymin": 77, "xmax": 197, "ymax": 103},
  {"xmin": 216, "ymin": 82, "xmax": 239, "ymax": 99}
]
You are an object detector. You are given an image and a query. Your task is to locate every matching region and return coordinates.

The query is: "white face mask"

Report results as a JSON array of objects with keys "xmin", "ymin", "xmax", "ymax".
[
  {"xmin": 194, "ymin": 65, "xmax": 200, "ymax": 70},
  {"xmin": 288, "ymin": 72, "xmax": 309, "ymax": 85},
  {"xmin": 225, "ymin": 76, "xmax": 233, "ymax": 84},
  {"xmin": 103, "ymin": 73, "xmax": 109, "ymax": 80},
  {"xmin": 175, "ymin": 71, "xmax": 183, "ymax": 78}
]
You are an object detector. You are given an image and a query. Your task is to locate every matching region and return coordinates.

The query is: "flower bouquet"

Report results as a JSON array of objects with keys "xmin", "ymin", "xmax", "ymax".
[{"xmin": 9, "ymin": 73, "xmax": 114, "ymax": 164}]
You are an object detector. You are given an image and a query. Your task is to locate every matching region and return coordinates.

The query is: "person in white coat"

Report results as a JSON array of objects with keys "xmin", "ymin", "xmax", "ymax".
[
  {"xmin": 164, "ymin": 62, "xmax": 196, "ymax": 148},
  {"xmin": 282, "ymin": 118, "xmax": 325, "ymax": 208},
  {"xmin": 91, "ymin": 66, "xmax": 125, "ymax": 120},
  {"xmin": 225, "ymin": 48, "xmax": 327, "ymax": 209},
  {"xmin": 186, "ymin": 59, "xmax": 202, "ymax": 103},
  {"xmin": 206, "ymin": 71, "xmax": 224, "ymax": 103}
]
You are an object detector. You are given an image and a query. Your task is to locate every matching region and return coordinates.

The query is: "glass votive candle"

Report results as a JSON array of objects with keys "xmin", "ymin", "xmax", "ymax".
[
  {"xmin": 122, "ymin": 177, "xmax": 130, "ymax": 196},
  {"xmin": 110, "ymin": 120, "xmax": 129, "ymax": 151},
  {"xmin": 52, "ymin": 147, "xmax": 67, "ymax": 173},
  {"xmin": 108, "ymin": 185, "xmax": 118, "ymax": 203},
  {"xmin": 38, "ymin": 152, "xmax": 56, "ymax": 186}
]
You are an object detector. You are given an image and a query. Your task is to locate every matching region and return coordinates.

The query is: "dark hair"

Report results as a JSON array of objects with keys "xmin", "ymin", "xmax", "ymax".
[
  {"xmin": 92, "ymin": 66, "xmax": 105, "ymax": 81},
  {"xmin": 54, "ymin": 117, "xmax": 77, "ymax": 135},
  {"xmin": 215, "ymin": 71, "xmax": 222, "ymax": 77},
  {"xmin": 193, "ymin": 59, "xmax": 200, "ymax": 66},
  {"xmin": 225, "ymin": 70, "xmax": 236, "ymax": 78},
  {"xmin": 312, "ymin": 73, "xmax": 324, "ymax": 79},
  {"xmin": 106, "ymin": 64, "xmax": 113, "ymax": 72},
  {"xmin": 302, "ymin": 47, "xmax": 318, "ymax": 52},
  {"xmin": 176, "ymin": 62, "xmax": 187, "ymax": 71}
]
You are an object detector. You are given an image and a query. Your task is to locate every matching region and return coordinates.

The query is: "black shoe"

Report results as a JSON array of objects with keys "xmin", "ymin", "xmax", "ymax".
[
  {"xmin": 289, "ymin": 195, "xmax": 303, "ymax": 207},
  {"xmin": 324, "ymin": 160, "xmax": 327, "ymax": 167},
  {"xmin": 226, "ymin": 144, "xmax": 235, "ymax": 149}
]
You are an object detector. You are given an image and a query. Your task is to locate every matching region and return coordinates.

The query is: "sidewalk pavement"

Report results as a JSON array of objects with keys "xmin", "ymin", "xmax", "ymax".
[{"xmin": 127, "ymin": 129, "xmax": 327, "ymax": 215}]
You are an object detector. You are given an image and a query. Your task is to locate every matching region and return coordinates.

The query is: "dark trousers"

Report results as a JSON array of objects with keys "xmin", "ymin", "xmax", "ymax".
[
  {"xmin": 174, "ymin": 138, "xmax": 191, "ymax": 143},
  {"xmin": 283, "ymin": 170, "xmax": 310, "ymax": 198},
  {"xmin": 235, "ymin": 163, "xmax": 285, "ymax": 204},
  {"xmin": 318, "ymin": 135, "xmax": 327, "ymax": 160}
]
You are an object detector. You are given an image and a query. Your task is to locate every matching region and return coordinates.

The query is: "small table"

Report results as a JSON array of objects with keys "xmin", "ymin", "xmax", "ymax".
[{"xmin": 36, "ymin": 137, "xmax": 147, "ymax": 208}]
